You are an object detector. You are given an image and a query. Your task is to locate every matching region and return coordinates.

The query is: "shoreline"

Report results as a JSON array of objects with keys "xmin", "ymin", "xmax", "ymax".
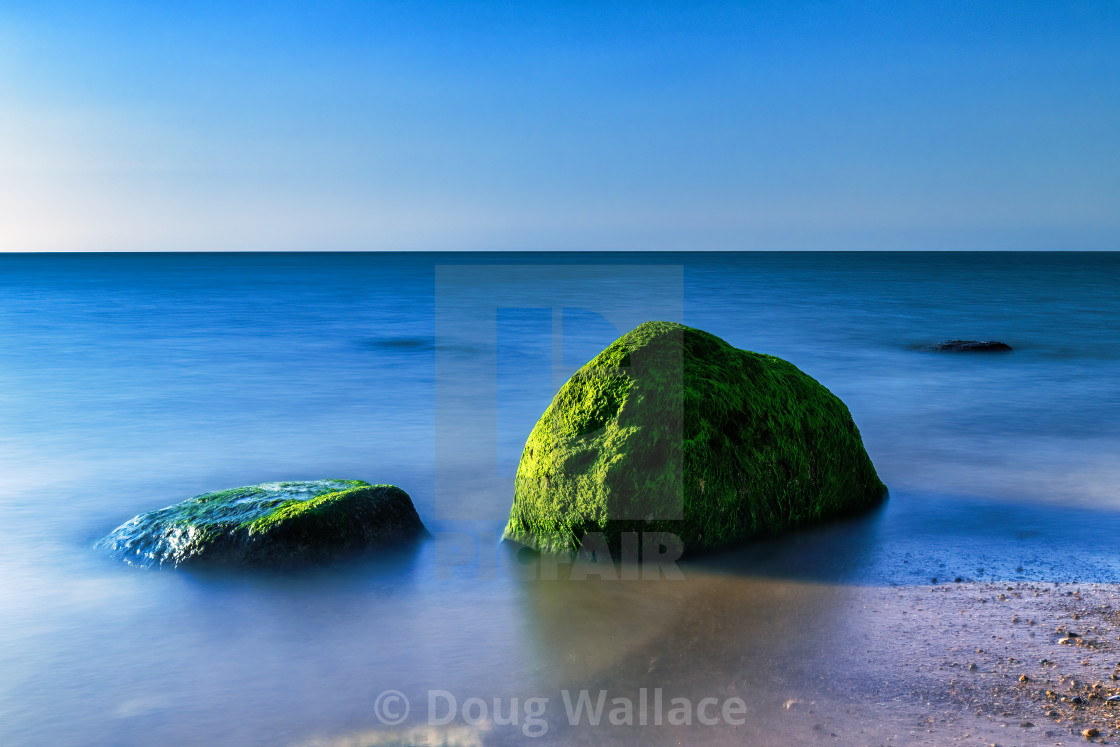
[
  {"xmin": 837, "ymin": 579, "xmax": 1120, "ymax": 745},
  {"xmin": 296, "ymin": 576, "xmax": 1120, "ymax": 747}
]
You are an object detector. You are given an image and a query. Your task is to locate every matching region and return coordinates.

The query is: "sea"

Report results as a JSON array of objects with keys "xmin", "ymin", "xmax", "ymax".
[{"xmin": 1, "ymin": 251, "xmax": 1118, "ymax": 746}]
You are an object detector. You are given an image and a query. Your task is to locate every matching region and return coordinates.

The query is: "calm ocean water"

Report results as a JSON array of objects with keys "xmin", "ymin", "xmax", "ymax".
[{"xmin": 1, "ymin": 251, "xmax": 1119, "ymax": 745}]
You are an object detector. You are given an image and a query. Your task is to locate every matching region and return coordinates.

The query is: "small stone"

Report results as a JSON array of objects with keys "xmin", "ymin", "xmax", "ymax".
[
  {"xmin": 1084, "ymin": 727, "xmax": 1100, "ymax": 738},
  {"xmin": 955, "ymin": 577, "xmax": 963, "ymax": 583},
  {"xmin": 1019, "ymin": 674, "xmax": 1030, "ymax": 683},
  {"xmin": 1019, "ymin": 722, "xmax": 1034, "ymax": 728},
  {"xmin": 969, "ymin": 663, "xmax": 978, "ymax": 671},
  {"xmin": 923, "ymin": 339, "xmax": 1013, "ymax": 352}
]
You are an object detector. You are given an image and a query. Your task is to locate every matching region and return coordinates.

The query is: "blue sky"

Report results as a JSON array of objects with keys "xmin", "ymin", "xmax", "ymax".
[{"xmin": 1, "ymin": 1, "xmax": 1117, "ymax": 251}]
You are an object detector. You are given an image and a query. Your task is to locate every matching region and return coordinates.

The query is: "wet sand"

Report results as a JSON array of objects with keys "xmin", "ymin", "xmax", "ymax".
[
  {"xmin": 298, "ymin": 576, "xmax": 1120, "ymax": 747},
  {"xmin": 827, "ymin": 579, "xmax": 1120, "ymax": 746},
  {"xmin": 524, "ymin": 577, "xmax": 1120, "ymax": 746}
]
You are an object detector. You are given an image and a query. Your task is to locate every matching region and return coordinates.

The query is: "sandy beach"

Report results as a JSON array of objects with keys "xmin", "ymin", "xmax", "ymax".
[{"xmin": 826, "ymin": 580, "xmax": 1120, "ymax": 746}]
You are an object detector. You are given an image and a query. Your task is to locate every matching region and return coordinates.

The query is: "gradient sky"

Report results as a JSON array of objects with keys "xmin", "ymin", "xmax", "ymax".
[{"xmin": 1, "ymin": 0, "xmax": 1118, "ymax": 251}]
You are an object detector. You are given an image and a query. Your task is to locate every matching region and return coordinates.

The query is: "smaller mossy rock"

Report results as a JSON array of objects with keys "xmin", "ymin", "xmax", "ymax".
[
  {"xmin": 96, "ymin": 479, "xmax": 428, "ymax": 568},
  {"xmin": 922, "ymin": 339, "xmax": 1012, "ymax": 352},
  {"xmin": 503, "ymin": 321, "xmax": 886, "ymax": 555}
]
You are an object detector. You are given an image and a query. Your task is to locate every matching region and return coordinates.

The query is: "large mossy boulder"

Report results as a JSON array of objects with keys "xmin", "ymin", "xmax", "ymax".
[
  {"xmin": 503, "ymin": 321, "xmax": 886, "ymax": 554},
  {"xmin": 97, "ymin": 479, "xmax": 428, "ymax": 567}
]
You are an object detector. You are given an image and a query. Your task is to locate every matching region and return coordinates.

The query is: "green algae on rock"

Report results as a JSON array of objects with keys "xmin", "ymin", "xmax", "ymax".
[
  {"xmin": 502, "ymin": 321, "xmax": 886, "ymax": 555},
  {"xmin": 96, "ymin": 479, "xmax": 428, "ymax": 567}
]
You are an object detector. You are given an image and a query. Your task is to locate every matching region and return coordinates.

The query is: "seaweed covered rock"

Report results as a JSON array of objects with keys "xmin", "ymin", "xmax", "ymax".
[
  {"xmin": 97, "ymin": 479, "xmax": 428, "ymax": 567},
  {"xmin": 503, "ymin": 322, "xmax": 886, "ymax": 554}
]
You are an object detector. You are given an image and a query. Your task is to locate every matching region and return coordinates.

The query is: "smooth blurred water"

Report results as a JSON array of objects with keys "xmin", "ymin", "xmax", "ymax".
[{"xmin": 1, "ymin": 251, "xmax": 1119, "ymax": 745}]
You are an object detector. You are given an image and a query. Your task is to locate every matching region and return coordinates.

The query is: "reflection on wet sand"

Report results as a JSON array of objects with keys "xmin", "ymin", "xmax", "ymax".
[
  {"xmin": 514, "ymin": 568, "xmax": 856, "ymax": 745},
  {"xmin": 301, "ymin": 492, "xmax": 1120, "ymax": 745}
]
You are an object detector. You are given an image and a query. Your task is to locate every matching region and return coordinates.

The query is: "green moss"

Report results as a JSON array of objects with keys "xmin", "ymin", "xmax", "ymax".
[
  {"xmin": 239, "ymin": 484, "xmax": 406, "ymax": 537},
  {"xmin": 503, "ymin": 321, "xmax": 886, "ymax": 554}
]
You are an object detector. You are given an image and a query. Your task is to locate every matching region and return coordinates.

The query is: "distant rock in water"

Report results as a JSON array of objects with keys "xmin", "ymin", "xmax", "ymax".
[
  {"xmin": 96, "ymin": 480, "xmax": 428, "ymax": 568},
  {"xmin": 502, "ymin": 321, "xmax": 887, "ymax": 555},
  {"xmin": 922, "ymin": 340, "xmax": 1013, "ymax": 352}
]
